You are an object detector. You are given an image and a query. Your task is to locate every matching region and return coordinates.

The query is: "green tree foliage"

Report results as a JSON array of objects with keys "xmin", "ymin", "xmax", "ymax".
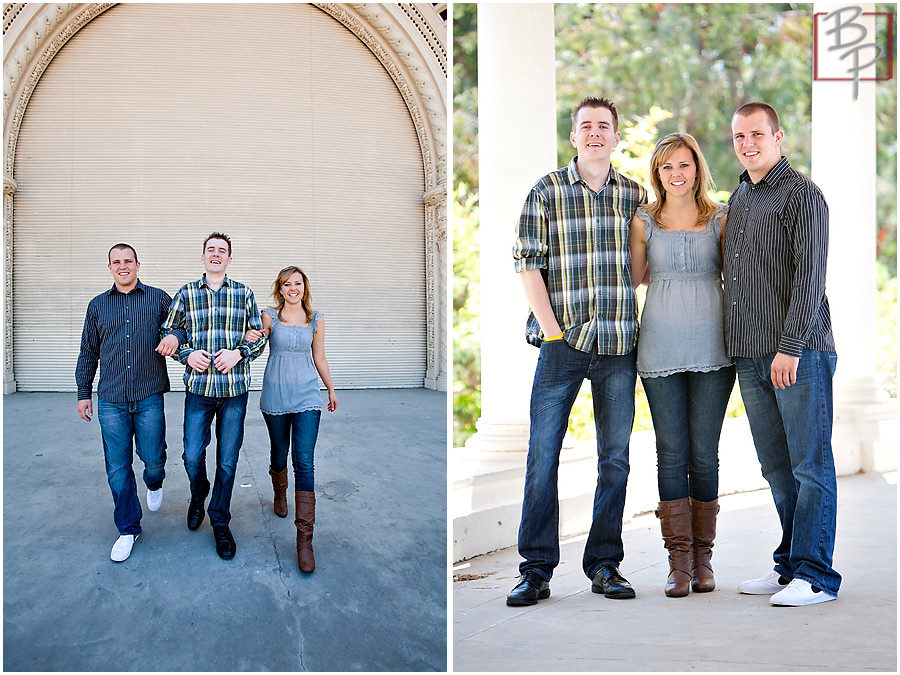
[
  {"xmin": 453, "ymin": 3, "xmax": 478, "ymax": 192},
  {"xmin": 453, "ymin": 187, "xmax": 480, "ymax": 447},
  {"xmin": 876, "ymin": 3, "xmax": 897, "ymax": 274},
  {"xmin": 554, "ymin": 3, "xmax": 813, "ymax": 191}
]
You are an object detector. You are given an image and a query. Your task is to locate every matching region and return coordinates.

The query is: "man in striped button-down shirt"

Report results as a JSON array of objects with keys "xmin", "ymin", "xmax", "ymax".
[
  {"xmin": 507, "ymin": 97, "xmax": 647, "ymax": 606},
  {"xmin": 161, "ymin": 232, "xmax": 267, "ymax": 560},
  {"xmin": 725, "ymin": 102, "xmax": 840, "ymax": 607},
  {"xmin": 76, "ymin": 243, "xmax": 184, "ymax": 562}
]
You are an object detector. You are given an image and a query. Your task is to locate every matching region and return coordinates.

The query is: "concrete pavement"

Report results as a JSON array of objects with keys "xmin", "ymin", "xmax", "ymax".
[
  {"xmin": 453, "ymin": 471, "xmax": 897, "ymax": 672},
  {"xmin": 3, "ymin": 389, "xmax": 447, "ymax": 672}
]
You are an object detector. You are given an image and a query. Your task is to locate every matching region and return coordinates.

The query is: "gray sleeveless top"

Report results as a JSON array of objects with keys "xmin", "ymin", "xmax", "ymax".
[
  {"xmin": 636, "ymin": 204, "xmax": 733, "ymax": 378},
  {"xmin": 259, "ymin": 307, "xmax": 323, "ymax": 414}
]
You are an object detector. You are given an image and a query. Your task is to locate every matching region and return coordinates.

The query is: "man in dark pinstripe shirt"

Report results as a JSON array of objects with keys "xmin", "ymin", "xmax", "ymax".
[
  {"xmin": 724, "ymin": 102, "xmax": 840, "ymax": 607},
  {"xmin": 76, "ymin": 243, "xmax": 182, "ymax": 562}
]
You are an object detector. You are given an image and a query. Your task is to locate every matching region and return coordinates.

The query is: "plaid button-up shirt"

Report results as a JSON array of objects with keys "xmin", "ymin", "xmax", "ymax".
[
  {"xmin": 513, "ymin": 157, "xmax": 647, "ymax": 354},
  {"xmin": 162, "ymin": 274, "xmax": 267, "ymax": 398}
]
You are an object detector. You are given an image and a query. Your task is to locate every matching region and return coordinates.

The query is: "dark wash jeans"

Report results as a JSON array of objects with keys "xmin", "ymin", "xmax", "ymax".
[
  {"xmin": 641, "ymin": 366, "xmax": 736, "ymax": 502},
  {"xmin": 518, "ymin": 340, "xmax": 637, "ymax": 582},
  {"xmin": 97, "ymin": 392, "xmax": 167, "ymax": 535},
  {"xmin": 182, "ymin": 391, "xmax": 248, "ymax": 527},
  {"xmin": 263, "ymin": 410, "xmax": 321, "ymax": 492},
  {"xmin": 735, "ymin": 350, "xmax": 841, "ymax": 596}
]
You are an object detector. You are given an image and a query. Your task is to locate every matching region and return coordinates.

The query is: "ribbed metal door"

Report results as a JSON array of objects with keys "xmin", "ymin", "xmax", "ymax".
[{"xmin": 13, "ymin": 3, "xmax": 426, "ymax": 391}]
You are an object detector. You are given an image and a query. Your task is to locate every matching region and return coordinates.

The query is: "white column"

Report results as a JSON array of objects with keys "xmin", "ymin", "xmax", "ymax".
[
  {"xmin": 812, "ymin": 2, "xmax": 897, "ymax": 473},
  {"xmin": 462, "ymin": 3, "xmax": 557, "ymax": 456},
  {"xmin": 452, "ymin": 4, "xmax": 559, "ymax": 560}
]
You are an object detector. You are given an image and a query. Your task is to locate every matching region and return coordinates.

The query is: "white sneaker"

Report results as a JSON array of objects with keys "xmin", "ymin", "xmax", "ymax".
[
  {"xmin": 770, "ymin": 579, "xmax": 837, "ymax": 606},
  {"xmin": 147, "ymin": 487, "xmax": 163, "ymax": 512},
  {"xmin": 738, "ymin": 570, "xmax": 789, "ymax": 594},
  {"xmin": 110, "ymin": 534, "xmax": 140, "ymax": 562}
]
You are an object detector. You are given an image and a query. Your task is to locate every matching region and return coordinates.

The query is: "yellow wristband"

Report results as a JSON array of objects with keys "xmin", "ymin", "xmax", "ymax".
[{"xmin": 544, "ymin": 333, "xmax": 564, "ymax": 342}]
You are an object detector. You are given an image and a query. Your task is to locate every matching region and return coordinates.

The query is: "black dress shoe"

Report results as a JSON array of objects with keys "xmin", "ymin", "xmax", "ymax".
[
  {"xmin": 213, "ymin": 525, "xmax": 236, "ymax": 560},
  {"xmin": 187, "ymin": 498, "xmax": 206, "ymax": 531},
  {"xmin": 591, "ymin": 564, "xmax": 636, "ymax": 599},
  {"xmin": 506, "ymin": 571, "xmax": 550, "ymax": 606}
]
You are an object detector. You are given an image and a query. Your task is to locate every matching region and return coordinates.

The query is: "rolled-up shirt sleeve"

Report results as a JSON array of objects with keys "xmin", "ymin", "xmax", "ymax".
[
  {"xmin": 778, "ymin": 185, "xmax": 830, "ymax": 357},
  {"xmin": 513, "ymin": 187, "xmax": 548, "ymax": 273}
]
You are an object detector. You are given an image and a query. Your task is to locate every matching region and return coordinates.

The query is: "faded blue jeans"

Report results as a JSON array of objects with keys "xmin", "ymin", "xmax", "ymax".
[
  {"xmin": 518, "ymin": 340, "xmax": 636, "ymax": 582},
  {"xmin": 183, "ymin": 391, "xmax": 248, "ymax": 527},
  {"xmin": 641, "ymin": 366, "xmax": 736, "ymax": 502},
  {"xmin": 97, "ymin": 393, "xmax": 167, "ymax": 535},
  {"xmin": 263, "ymin": 410, "xmax": 321, "ymax": 492},
  {"xmin": 735, "ymin": 350, "xmax": 841, "ymax": 596}
]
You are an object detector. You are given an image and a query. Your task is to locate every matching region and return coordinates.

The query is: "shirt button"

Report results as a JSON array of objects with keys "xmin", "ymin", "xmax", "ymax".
[
  {"xmin": 732, "ymin": 301, "xmax": 737, "ymax": 305},
  {"xmin": 732, "ymin": 277, "xmax": 737, "ymax": 281}
]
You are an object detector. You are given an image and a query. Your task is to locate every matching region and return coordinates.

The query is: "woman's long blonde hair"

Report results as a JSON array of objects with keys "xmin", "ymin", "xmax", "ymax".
[
  {"xmin": 644, "ymin": 133, "xmax": 718, "ymax": 229},
  {"xmin": 272, "ymin": 266, "xmax": 313, "ymax": 324}
]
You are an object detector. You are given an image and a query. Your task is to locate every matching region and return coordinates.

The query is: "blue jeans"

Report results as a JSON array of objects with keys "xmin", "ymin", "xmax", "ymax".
[
  {"xmin": 518, "ymin": 340, "xmax": 637, "ymax": 581},
  {"xmin": 183, "ymin": 391, "xmax": 248, "ymax": 527},
  {"xmin": 735, "ymin": 350, "xmax": 841, "ymax": 596},
  {"xmin": 97, "ymin": 393, "xmax": 167, "ymax": 535},
  {"xmin": 263, "ymin": 410, "xmax": 321, "ymax": 492},
  {"xmin": 641, "ymin": 366, "xmax": 736, "ymax": 502}
]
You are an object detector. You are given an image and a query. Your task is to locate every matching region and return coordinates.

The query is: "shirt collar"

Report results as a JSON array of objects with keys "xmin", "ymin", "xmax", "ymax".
[
  {"xmin": 739, "ymin": 155, "xmax": 791, "ymax": 187},
  {"xmin": 200, "ymin": 273, "xmax": 231, "ymax": 289},
  {"xmin": 566, "ymin": 156, "xmax": 619, "ymax": 188},
  {"xmin": 107, "ymin": 278, "xmax": 146, "ymax": 296}
]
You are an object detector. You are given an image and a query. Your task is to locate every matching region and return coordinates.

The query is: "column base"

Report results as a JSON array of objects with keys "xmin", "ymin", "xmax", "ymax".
[{"xmin": 833, "ymin": 399, "xmax": 898, "ymax": 475}]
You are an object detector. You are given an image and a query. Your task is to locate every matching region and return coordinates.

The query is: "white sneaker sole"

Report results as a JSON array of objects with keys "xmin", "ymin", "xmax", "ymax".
[
  {"xmin": 738, "ymin": 583, "xmax": 787, "ymax": 595},
  {"xmin": 771, "ymin": 590, "xmax": 837, "ymax": 606}
]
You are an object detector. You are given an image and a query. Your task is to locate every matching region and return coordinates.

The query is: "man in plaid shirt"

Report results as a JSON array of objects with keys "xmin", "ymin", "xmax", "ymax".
[
  {"xmin": 161, "ymin": 232, "xmax": 267, "ymax": 560},
  {"xmin": 508, "ymin": 97, "xmax": 647, "ymax": 606}
]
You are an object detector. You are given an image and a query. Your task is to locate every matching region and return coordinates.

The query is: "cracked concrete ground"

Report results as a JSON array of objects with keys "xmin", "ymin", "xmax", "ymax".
[
  {"xmin": 453, "ymin": 471, "xmax": 897, "ymax": 672},
  {"xmin": 3, "ymin": 389, "xmax": 446, "ymax": 672}
]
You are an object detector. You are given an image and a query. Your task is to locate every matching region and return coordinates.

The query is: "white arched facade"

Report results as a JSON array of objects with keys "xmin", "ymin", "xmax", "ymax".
[{"xmin": 3, "ymin": 2, "xmax": 447, "ymax": 393}]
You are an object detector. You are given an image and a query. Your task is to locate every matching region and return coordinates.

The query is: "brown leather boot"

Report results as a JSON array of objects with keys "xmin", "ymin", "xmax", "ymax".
[
  {"xmin": 655, "ymin": 498, "xmax": 692, "ymax": 597},
  {"xmin": 690, "ymin": 497, "xmax": 719, "ymax": 593},
  {"xmin": 269, "ymin": 467, "xmax": 288, "ymax": 518},
  {"xmin": 295, "ymin": 491, "xmax": 316, "ymax": 572}
]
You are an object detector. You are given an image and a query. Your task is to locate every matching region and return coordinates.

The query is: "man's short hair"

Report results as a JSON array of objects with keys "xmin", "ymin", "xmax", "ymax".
[
  {"xmin": 571, "ymin": 97, "xmax": 619, "ymax": 132},
  {"xmin": 733, "ymin": 102, "xmax": 780, "ymax": 133},
  {"xmin": 108, "ymin": 243, "xmax": 138, "ymax": 263},
  {"xmin": 203, "ymin": 232, "xmax": 232, "ymax": 256}
]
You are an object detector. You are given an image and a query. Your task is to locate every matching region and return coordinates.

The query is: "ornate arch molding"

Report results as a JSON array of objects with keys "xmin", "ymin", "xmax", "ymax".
[{"xmin": 3, "ymin": 3, "xmax": 447, "ymax": 393}]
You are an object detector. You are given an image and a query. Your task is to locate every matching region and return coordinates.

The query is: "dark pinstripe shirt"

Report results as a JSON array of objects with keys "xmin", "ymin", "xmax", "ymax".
[
  {"xmin": 76, "ymin": 280, "xmax": 176, "ymax": 403},
  {"xmin": 723, "ymin": 156, "xmax": 835, "ymax": 358},
  {"xmin": 513, "ymin": 157, "xmax": 647, "ymax": 354}
]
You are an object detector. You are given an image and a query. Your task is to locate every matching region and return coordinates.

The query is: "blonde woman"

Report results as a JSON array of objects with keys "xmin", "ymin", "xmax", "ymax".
[
  {"xmin": 630, "ymin": 133, "xmax": 735, "ymax": 597},
  {"xmin": 249, "ymin": 266, "xmax": 337, "ymax": 572}
]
